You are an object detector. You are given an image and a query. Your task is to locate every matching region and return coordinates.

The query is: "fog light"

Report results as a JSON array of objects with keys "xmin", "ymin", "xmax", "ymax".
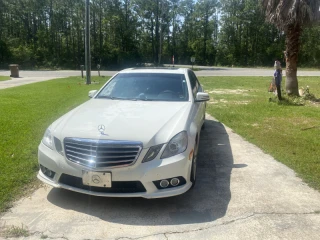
[
  {"xmin": 153, "ymin": 176, "xmax": 186, "ymax": 190},
  {"xmin": 40, "ymin": 165, "xmax": 56, "ymax": 179},
  {"xmin": 47, "ymin": 170, "xmax": 53, "ymax": 177},
  {"xmin": 40, "ymin": 165, "xmax": 47, "ymax": 174},
  {"xmin": 170, "ymin": 178, "xmax": 180, "ymax": 186},
  {"xmin": 160, "ymin": 180, "xmax": 169, "ymax": 188}
]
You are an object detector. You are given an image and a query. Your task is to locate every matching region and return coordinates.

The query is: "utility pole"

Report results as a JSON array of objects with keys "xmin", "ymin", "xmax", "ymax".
[{"xmin": 85, "ymin": 0, "xmax": 91, "ymax": 84}]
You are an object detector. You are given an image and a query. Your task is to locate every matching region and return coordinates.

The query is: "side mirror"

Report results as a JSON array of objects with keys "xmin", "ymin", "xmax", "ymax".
[
  {"xmin": 88, "ymin": 90, "xmax": 98, "ymax": 98},
  {"xmin": 195, "ymin": 92, "xmax": 210, "ymax": 102}
]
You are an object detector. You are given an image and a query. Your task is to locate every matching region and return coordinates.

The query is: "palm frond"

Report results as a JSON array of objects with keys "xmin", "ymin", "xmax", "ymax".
[{"xmin": 262, "ymin": 0, "xmax": 320, "ymax": 30}]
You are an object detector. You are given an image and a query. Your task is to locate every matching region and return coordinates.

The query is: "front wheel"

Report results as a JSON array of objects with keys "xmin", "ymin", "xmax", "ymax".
[
  {"xmin": 190, "ymin": 142, "xmax": 198, "ymax": 188},
  {"xmin": 201, "ymin": 113, "xmax": 206, "ymax": 130},
  {"xmin": 190, "ymin": 156, "xmax": 197, "ymax": 188}
]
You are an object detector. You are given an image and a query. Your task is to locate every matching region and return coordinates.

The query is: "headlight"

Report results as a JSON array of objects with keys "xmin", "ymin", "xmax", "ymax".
[
  {"xmin": 54, "ymin": 137, "xmax": 64, "ymax": 155},
  {"xmin": 42, "ymin": 128, "xmax": 53, "ymax": 149},
  {"xmin": 161, "ymin": 131, "xmax": 188, "ymax": 159},
  {"xmin": 142, "ymin": 144, "xmax": 164, "ymax": 163}
]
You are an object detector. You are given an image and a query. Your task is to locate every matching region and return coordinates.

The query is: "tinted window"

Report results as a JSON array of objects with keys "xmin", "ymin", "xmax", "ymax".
[
  {"xmin": 197, "ymin": 79, "xmax": 203, "ymax": 92},
  {"xmin": 188, "ymin": 71, "xmax": 199, "ymax": 98},
  {"xmin": 97, "ymin": 73, "xmax": 189, "ymax": 102}
]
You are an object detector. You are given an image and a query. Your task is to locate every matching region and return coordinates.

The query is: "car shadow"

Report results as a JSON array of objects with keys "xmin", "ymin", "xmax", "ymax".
[{"xmin": 47, "ymin": 118, "xmax": 235, "ymax": 225}]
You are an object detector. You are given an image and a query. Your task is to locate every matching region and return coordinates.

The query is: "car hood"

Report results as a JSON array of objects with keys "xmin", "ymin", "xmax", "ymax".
[{"xmin": 51, "ymin": 99, "xmax": 191, "ymax": 148}]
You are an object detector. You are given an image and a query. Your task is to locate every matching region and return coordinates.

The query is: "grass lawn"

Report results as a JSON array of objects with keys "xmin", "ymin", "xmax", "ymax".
[
  {"xmin": 0, "ymin": 76, "xmax": 11, "ymax": 81},
  {"xmin": 0, "ymin": 76, "xmax": 109, "ymax": 212},
  {"xmin": 199, "ymin": 76, "xmax": 320, "ymax": 191}
]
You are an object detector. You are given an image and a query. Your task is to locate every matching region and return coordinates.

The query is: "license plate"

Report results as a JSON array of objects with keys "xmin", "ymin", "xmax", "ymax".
[{"xmin": 82, "ymin": 171, "xmax": 112, "ymax": 188}]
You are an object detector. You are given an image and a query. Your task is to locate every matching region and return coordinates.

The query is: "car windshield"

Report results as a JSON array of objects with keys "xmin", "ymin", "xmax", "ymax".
[{"xmin": 96, "ymin": 73, "xmax": 189, "ymax": 101}]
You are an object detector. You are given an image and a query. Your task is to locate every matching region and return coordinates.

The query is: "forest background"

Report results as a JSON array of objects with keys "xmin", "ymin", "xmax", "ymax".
[{"xmin": 0, "ymin": 0, "xmax": 319, "ymax": 70}]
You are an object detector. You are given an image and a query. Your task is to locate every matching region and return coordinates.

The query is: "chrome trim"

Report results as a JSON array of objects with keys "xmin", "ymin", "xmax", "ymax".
[
  {"xmin": 66, "ymin": 149, "xmax": 137, "ymax": 159},
  {"xmin": 64, "ymin": 138, "xmax": 143, "ymax": 169}
]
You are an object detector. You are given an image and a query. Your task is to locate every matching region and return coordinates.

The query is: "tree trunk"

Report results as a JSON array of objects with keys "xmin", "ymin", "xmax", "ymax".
[
  {"xmin": 99, "ymin": 0, "xmax": 102, "ymax": 62},
  {"xmin": 285, "ymin": 24, "xmax": 301, "ymax": 96},
  {"xmin": 151, "ymin": 17, "xmax": 154, "ymax": 63},
  {"xmin": 155, "ymin": 0, "xmax": 160, "ymax": 65},
  {"xmin": 203, "ymin": 9, "xmax": 208, "ymax": 65}
]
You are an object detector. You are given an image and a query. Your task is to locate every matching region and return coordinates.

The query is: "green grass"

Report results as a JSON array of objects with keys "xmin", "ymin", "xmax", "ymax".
[
  {"xmin": 0, "ymin": 75, "xmax": 11, "ymax": 81},
  {"xmin": 199, "ymin": 76, "xmax": 320, "ymax": 190},
  {"xmin": 0, "ymin": 76, "xmax": 109, "ymax": 212},
  {"xmin": 1, "ymin": 225, "xmax": 30, "ymax": 238}
]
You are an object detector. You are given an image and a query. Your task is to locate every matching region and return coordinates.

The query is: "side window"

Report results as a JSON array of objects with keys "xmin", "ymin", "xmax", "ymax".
[
  {"xmin": 197, "ymin": 79, "xmax": 203, "ymax": 92},
  {"xmin": 188, "ymin": 71, "xmax": 198, "ymax": 98},
  {"xmin": 190, "ymin": 71, "xmax": 203, "ymax": 93}
]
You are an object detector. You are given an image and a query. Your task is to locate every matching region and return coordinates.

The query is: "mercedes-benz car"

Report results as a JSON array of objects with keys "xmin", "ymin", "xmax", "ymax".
[{"xmin": 38, "ymin": 68, "xmax": 209, "ymax": 198}]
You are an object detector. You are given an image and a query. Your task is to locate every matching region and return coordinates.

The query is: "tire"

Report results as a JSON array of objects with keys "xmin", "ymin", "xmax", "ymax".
[
  {"xmin": 190, "ymin": 140, "xmax": 198, "ymax": 188},
  {"xmin": 201, "ymin": 114, "xmax": 206, "ymax": 130},
  {"xmin": 190, "ymin": 156, "xmax": 197, "ymax": 188}
]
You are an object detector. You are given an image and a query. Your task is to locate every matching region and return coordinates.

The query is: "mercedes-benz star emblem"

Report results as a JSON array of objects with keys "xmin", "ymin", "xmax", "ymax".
[
  {"xmin": 98, "ymin": 125, "xmax": 108, "ymax": 136},
  {"xmin": 98, "ymin": 124, "xmax": 105, "ymax": 132},
  {"xmin": 92, "ymin": 175, "xmax": 101, "ymax": 184}
]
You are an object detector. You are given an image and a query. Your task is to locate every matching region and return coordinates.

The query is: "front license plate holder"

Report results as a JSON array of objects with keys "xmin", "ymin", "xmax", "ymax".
[{"xmin": 82, "ymin": 171, "xmax": 112, "ymax": 188}]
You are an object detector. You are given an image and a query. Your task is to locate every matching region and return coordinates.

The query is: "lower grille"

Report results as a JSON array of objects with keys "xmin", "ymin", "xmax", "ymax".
[
  {"xmin": 59, "ymin": 174, "xmax": 146, "ymax": 193},
  {"xmin": 64, "ymin": 138, "xmax": 142, "ymax": 168}
]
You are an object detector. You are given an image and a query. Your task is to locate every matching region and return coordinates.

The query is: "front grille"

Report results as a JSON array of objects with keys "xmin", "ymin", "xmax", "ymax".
[
  {"xmin": 64, "ymin": 138, "xmax": 142, "ymax": 168},
  {"xmin": 59, "ymin": 174, "xmax": 146, "ymax": 193}
]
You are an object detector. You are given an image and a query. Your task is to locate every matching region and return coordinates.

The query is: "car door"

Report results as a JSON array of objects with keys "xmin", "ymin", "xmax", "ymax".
[
  {"xmin": 195, "ymin": 75, "xmax": 206, "ymax": 125},
  {"xmin": 188, "ymin": 70, "xmax": 205, "ymax": 132}
]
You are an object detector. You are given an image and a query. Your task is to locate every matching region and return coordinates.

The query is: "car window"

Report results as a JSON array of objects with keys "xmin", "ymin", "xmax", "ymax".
[
  {"xmin": 188, "ymin": 71, "xmax": 198, "ymax": 98},
  {"xmin": 197, "ymin": 79, "xmax": 203, "ymax": 92},
  {"xmin": 190, "ymin": 71, "xmax": 203, "ymax": 93},
  {"xmin": 97, "ymin": 73, "xmax": 189, "ymax": 101}
]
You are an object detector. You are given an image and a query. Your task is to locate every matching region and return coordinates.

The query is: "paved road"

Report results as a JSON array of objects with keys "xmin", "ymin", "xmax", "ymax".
[
  {"xmin": 0, "ymin": 71, "xmax": 117, "ymax": 90},
  {"xmin": 1, "ymin": 67, "xmax": 320, "ymax": 89},
  {"xmin": 1, "ymin": 114, "xmax": 319, "ymax": 240}
]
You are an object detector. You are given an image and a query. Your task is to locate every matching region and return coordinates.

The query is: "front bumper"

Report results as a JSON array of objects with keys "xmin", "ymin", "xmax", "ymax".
[{"xmin": 37, "ymin": 142, "xmax": 193, "ymax": 198}]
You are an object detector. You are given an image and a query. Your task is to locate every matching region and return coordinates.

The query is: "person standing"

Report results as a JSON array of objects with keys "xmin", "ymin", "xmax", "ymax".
[{"xmin": 274, "ymin": 60, "xmax": 282, "ymax": 100}]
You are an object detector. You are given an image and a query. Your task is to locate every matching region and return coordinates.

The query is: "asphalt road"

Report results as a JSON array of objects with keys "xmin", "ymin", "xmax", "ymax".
[
  {"xmin": 1, "ymin": 67, "xmax": 320, "ymax": 89},
  {"xmin": 1, "ymin": 114, "xmax": 319, "ymax": 240}
]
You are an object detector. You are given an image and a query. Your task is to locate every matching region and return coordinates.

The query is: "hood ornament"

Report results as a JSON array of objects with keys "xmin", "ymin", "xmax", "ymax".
[{"xmin": 98, "ymin": 125, "xmax": 108, "ymax": 136}]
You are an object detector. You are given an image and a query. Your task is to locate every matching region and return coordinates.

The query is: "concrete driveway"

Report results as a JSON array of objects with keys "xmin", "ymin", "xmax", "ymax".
[
  {"xmin": 1, "ymin": 67, "xmax": 320, "ymax": 89},
  {"xmin": 1, "ymin": 114, "xmax": 319, "ymax": 240}
]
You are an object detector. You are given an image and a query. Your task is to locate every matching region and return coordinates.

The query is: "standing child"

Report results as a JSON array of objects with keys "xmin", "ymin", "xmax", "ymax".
[{"xmin": 274, "ymin": 60, "xmax": 282, "ymax": 100}]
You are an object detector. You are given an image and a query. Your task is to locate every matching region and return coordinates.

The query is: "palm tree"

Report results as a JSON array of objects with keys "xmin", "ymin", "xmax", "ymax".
[{"xmin": 262, "ymin": 0, "xmax": 320, "ymax": 96}]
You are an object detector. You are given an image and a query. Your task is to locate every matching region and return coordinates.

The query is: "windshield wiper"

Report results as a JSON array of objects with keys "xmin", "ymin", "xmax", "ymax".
[
  {"xmin": 98, "ymin": 96, "xmax": 153, "ymax": 101},
  {"xmin": 97, "ymin": 96, "xmax": 120, "ymax": 100},
  {"xmin": 137, "ymin": 98, "xmax": 153, "ymax": 101}
]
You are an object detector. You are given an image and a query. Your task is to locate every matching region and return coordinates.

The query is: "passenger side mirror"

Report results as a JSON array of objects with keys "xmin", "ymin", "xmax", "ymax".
[
  {"xmin": 195, "ymin": 92, "xmax": 210, "ymax": 102},
  {"xmin": 88, "ymin": 90, "xmax": 98, "ymax": 98}
]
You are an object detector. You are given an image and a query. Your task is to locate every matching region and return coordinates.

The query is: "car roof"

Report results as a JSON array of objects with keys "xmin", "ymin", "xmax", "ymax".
[{"xmin": 119, "ymin": 68, "xmax": 189, "ymax": 74}]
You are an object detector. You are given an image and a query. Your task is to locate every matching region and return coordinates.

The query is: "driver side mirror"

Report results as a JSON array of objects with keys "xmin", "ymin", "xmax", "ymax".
[
  {"xmin": 195, "ymin": 92, "xmax": 210, "ymax": 102},
  {"xmin": 88, "ymin": 90, "xmax": 98, "ymax": 98}
]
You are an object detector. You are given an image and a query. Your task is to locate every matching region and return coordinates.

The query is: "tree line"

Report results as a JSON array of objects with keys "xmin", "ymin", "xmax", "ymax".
[{"xmin": 0, "ymin": 0, "xmax": 319, "ymax": 70}]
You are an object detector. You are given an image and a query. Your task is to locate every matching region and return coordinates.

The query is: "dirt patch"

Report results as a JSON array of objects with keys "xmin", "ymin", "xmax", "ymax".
[
  {"xmin": 209, "ymin": 89, "xmax": 250, "ymax": 95},
  {"xmin": 234, "ymin": 101, "xmax": 250, "ymax": 105},
  {"xmin": 208, "ymin": 100, "xmax": 251, "ymax": 105},
  {"xmin": 263, "ymin": 117, "xmax": 319, "ymax": 129},
  {"xmin": 208, "ymin": 100, "xmax": 219, "ymax": 104}
]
